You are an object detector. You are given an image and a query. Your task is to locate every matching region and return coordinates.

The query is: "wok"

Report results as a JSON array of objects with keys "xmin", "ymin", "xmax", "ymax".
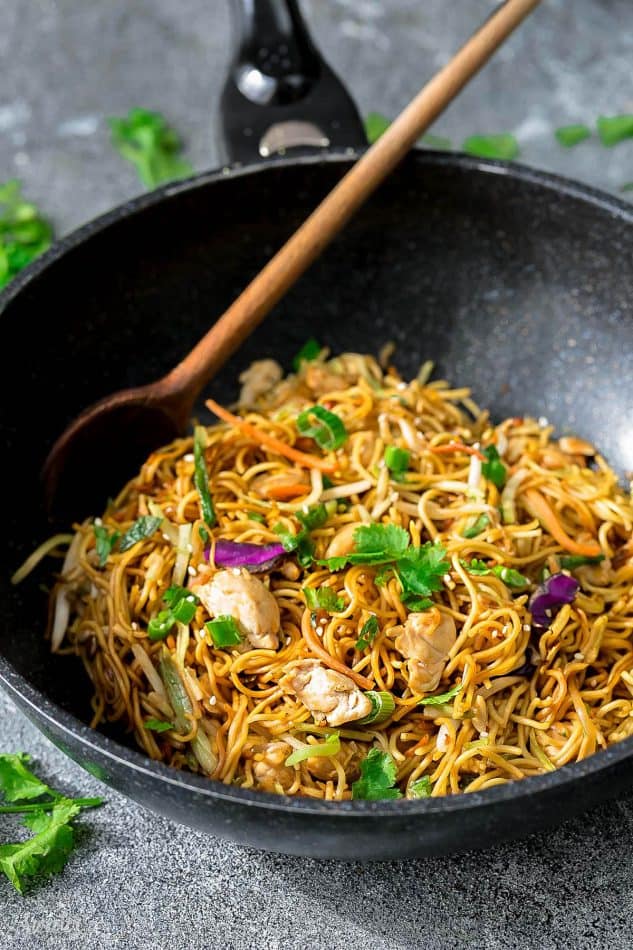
[{"xmin": 1, "ymin": 0, "xmax": 632, "ymax": 860}]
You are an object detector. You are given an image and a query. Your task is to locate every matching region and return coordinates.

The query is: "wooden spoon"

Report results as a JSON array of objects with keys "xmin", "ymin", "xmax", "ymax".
[{"xmin": 43, "ymin": 0, "xmax": 541, "ymax": 518}]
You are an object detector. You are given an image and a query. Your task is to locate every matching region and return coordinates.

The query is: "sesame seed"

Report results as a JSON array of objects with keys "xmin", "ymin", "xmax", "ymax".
[
  {"xmin": 209, "ymin": 696, "xmax": 217, "ymax": 705},
  {"xmin": 397, "ymin": 381, "xmax": 407, "ymax": 391},
  {"xmin": 187, "ymin": 565, "xmax": 197, "ymax": 576},
  {"xmin": 232, "ymin": 568, "xmax": 241, "ymax": 576},
  {"xmin": 574, "ymin": 652, "xmax": 585, "ymax": 661},
  {"xmin": 443, "ymin": 574, "xmax": 452, "ymax": 585},
  {"xmin": 183, "ymin": 453, "xmax": 194, "ymax": 462},
  {"xmin": 162, "ymin": 533, "xmax": 170, "ymax": 541},
  {"xmin": 131, "ymin": 622, "xmax": 138, "ymax": 631},
  {"xmin": 523, "ymin": 624, "xmax": 531, "ymax": 632},
  {"xmin": 480, "ymin": 731, "xmax": 489, "ymax": 738},
  {"xmin": 94, "ymin": 517, "xmax": 103, "ymax": 527},
  {"xmin": 187, "ymin": 544, "xmax": 194, "ymax": 553}
]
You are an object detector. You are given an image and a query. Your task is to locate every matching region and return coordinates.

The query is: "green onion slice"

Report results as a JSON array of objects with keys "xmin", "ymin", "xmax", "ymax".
[
  {"xmin": 285, "ymin": 732, "xmax": 341, "ymax": 767},
  {"xmin": 205, "ymin": 615, "xmax": 242, "ymax": 648},
  {"xmin": 296, "ymin": 405, "xmax": 347, "ymax": 451},
  {"xmin": 359, "ymin": 691, "xmax": 396, "ymax": 725}
]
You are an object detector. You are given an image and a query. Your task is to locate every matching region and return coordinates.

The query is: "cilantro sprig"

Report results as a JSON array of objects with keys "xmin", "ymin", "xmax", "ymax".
[
  {"xmin": 319, "ymin": 524, "xmax": 448, "ymax": 610},
  {"xmin": 303, "ymin": 586, "xmax": 344, "ymax": 612},
  {"xmin": 481, "ymin": 445, "xmax": 507, "ymax": 489},
  {"xmin": 352, "ymin": 749, "xmax": 403, "ymax": 801},
  {"xmin": 0, "ymin": 180, "xmax": 52, "ymax": 289},
  {"xmin": 356, "ymin": 615, "xmax": 379, "ymax": 650},
  {"xmin": 0, "ymin": 754, "xmax": 102, "ymax": 893},
  {"xmin": 108, "ymin": 108, "xmax": 193, "ymax": 188}
]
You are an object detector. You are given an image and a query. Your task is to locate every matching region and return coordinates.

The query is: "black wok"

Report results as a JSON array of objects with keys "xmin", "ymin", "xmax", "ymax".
[{"xmin": 1, "ymin": 1, "xmax": 632, "ymax": 860}]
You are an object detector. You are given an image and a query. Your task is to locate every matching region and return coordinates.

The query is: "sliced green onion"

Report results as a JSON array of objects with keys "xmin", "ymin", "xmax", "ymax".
[
  {"xmin": 463, "ymin": 514, "xmax": 490, "ymax": 539},
  {"xmin": 119, "ymin": 515, "xmax": 162, "ymax": 553},
  {"xmin": 194, "ymin": 426, "xmax": 216, "ymax": 527},
  {"xmin": 205, "ymin": 615, "xmax": 242, "ymax": 648},
  {"xmin": 248, "ymin": 512, "xmax": 266, "ymax": 523},
  {"xmin": 364, "ymin": 112, "xmax": 391, "ymax": 143},
  {"xmin": 296, "ymin": 405, "xmax": 347, "ymax": 451},
  {"xmin": 384, "ymin": 444, "xmax": 410, "ymax": 479},
  {"xmin": 148, "ymin": 609, "xmax": 175, "ymax": 641},
  {"xmin": 419, "ymin": 683, "xmax": 462, "ymax": 706},
  {"xmin": 462, "ymin": 133, "xmax": 519, "ymax": 160},
  {"xmin": 481, "ymin": 445, "xmax": 507, "ymax": 489},
  {"xmin": 292, "ymin": 337, "xmax": 322, "ymax": 370},
  {"xmin": 285, "ymin": 732, "xmax": 341, "ymax": 767},
  {"xmin": 408, "ymin": 775, "xmax": 433, "ymax": 798},
  {"xmin": 359, "ymin": 691, "xmax": 396, "ymax": 725},
  {"xmin": 491, "ymin": 566, "xmax": 529, "ymax": 588},
  {"xmin": 158, "ymin": 651, "xmax": 217, "ymax": 774},
  {"xmin": 559, "ymin": 554, "xmax": 605, "ymax": 570}
]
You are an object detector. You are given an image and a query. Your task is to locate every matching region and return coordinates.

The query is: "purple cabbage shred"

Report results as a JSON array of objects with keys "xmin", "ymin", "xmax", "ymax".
[
  {"xmin": 529, "ymin": 573, "xmax": 579, "ymax": 629},
  {"xmin": 204, "ymin": 539, "xmax": 286, "ymax": 573}
]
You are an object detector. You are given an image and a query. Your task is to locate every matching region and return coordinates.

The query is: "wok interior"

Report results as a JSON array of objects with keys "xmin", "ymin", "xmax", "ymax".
[{"xmin": 2, "ymin": 154, "xmax": 632, "ymax": 730}]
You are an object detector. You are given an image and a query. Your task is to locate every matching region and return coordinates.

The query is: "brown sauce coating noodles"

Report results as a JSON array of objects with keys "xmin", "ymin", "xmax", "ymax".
[{"xmin": 48, "ymin": 352, "xmax": 633, "ymax": 800}]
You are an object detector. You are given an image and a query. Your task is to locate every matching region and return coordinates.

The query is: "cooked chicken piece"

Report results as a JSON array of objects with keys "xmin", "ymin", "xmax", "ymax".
[
  {"xmin": 281, "ymin": 659, "xmax": 372, "ymax": 727},
  {"xmin": 393, "ymin": 608, "xmax": 457, "ymax": 694},
  {"xmin": 238, "ymin": 359, "xmax": 283, "ymax": 407},
  {"xmin": 253, "ymin": 741, "xmax": 294, "ymax": 792},
  {"xmin": 324, "ymin": 522, "xmax": 358, "ymax": 559},
  {"xmin": 197, "ymin": 569, "xmax": 280, "ymax": 650}
]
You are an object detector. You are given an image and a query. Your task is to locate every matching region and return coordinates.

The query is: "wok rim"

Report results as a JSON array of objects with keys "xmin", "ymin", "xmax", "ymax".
[{"xmin": 1, "ymin": 147, "xmax": 632, "ymax": 818}]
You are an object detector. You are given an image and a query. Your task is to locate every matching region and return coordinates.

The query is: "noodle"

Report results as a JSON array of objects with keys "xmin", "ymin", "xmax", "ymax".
[{"xmin": 31, "ymin": 351, "xmax": 633, "ymax": 799}]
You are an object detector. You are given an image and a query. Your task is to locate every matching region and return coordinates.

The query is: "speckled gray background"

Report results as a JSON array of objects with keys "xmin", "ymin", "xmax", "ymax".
[{"xmin": 2, "ymin": 0, "xmax": 633, "ymax": 946}]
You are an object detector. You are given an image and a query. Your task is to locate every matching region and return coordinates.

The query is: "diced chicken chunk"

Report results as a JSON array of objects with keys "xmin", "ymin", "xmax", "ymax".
[
  {"xmin": 305, "ymin": 740, "xmax": 363, "ymax": 781},
  {"xmin": 253, "ymin": 741, "xmax": 294, "ymax": 792},
  {"xmin": 393, "ymin": 608, "xmax": 457, "ymax": 694},
  {"xmin": 238, "ymin": 359, "xmax": 283, "ymax": 407},
  {"xmin": 197, "ymin": 568, "xmax": 280, "ymax": 650},
  {"xmin": 282, "ymin": 659, "xmax": 372, "ymax": 727}
]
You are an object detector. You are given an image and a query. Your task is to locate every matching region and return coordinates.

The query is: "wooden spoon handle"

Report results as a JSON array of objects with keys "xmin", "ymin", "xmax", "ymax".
[{"xmin": 165, "ymin": 0, "xmax": 541, "ymax": 397}]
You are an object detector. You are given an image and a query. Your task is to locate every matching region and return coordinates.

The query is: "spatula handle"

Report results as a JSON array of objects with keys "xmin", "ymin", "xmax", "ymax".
[{"xmin": 166, "ymin": 0, "xmax": 541, "ymax": 399}]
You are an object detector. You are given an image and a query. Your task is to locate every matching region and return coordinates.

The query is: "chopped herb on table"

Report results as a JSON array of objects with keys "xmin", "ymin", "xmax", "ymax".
[
  {"xmin": 461, "ymin": 133, "xmax": 519, "ymax": 160},
  {"xmin": 108, "ymin": 107, "xmax": 193, "ymax": 188},
  {"xmin": 0, "ymin": 180, "xmax": 52, "ymax": 289},
  {"xmin": 555, "ymin": 124, "xmax": 591, "ymax": 147},
  {"xmin": 0, "ymin": 753, "xmax": 102, "ymax": 893},
  {"xmin": 596, "ymin": 114, "xmax": 633, "ymax": 147}
]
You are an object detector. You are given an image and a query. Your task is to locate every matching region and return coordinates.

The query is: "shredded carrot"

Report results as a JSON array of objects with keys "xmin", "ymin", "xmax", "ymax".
[
  {"xmin": 405, "ymin": 735, "xmax": 430, "ymax": 757},
  {"xmin": 524, "ymin": 489, "xmax": 602, "ymax": 558},
  {"xmin": 301, "ymin": 611, "xmax": 373, "ymax": 690},
  {"xmin": 206, "ymin": 398, "xmax": 336, "ymax": 474},
  {"xmin": 430, "ymin": 442, "xmax": 486, "ymax": 461},
  {"xmin": 262, "ymin": 482, "xmax": 311, "ymax": 501}
]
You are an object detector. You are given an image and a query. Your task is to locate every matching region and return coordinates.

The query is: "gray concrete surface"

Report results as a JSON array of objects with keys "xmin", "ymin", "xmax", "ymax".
[{"xmin": 2, "ymin": 0, "xmax": 633, "ymax": 946}]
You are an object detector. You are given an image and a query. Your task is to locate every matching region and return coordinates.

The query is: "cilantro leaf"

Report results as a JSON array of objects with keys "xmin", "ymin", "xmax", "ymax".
[
  {"xmin": 0, "ymin": 180, "xmax": 52, "ymax": 289},
  {"xmin": 356, "ymin": 615, "xmax": 379, "ymax": 650},
  {"xmin": 384, "ymin": 445, "xmax": 410, "ymax": 480},
  {"xmin": 0, "ymin": 799, "xmax": 80, "ymax": 893},
  {"xmin": 481, "ymin": 445, "xmax": 507, "ymax": 489},
  {"xmin": 364, "ymin": 112, "xmax": 391, "ymax": 143},
  {"xmin": 352, "ymin": 748, "xmax": 403, "ymax": 800},
  {"xmin": 108, "ymin": 108, "xmax": 193, "ymax": 188},
  {"xmin": 93, "ymin": 523, "xmax": 120, "ymax": 567},
  {"xmin": 273, "ymin": 523, "xmax": 314, "ymax": 567},
  {"xmin": 303, "ymin": 586, "xmax": 344, "ymax": 612},
  {"xmin": 119, "ymin": 515, "xmax": 162, "ymax": 553},
  {"xmin": 462, "ymin": 134, "xmax": 519, "ymax": 160},
  {"xmin": 555, "ymin": 124, "xmax": 591, "ymax": 147},
  {"xmin": 0, "ymin": 754, "xmax": 52, "ymax": 804},
  {"xmin": 296, "ymin": 504, "xmax": 329, "ymax": 532},
  {"xmin": 596, "ymin": 114, "xmax": 633, "ymax": 147},
  {"xmin": 409, "ymin": 775, "xmax": 433, "ymax": 798},
  {"xmin": 353, "ymin": 524, "xmax": 409, "ymax": 563},
  {"xmin": 396, "ymin": 542, "xmax": 449, "ymax": 607},
  {"xmin": 144, "ymin": 718, "xmax": 174, "ymax": 733}
]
